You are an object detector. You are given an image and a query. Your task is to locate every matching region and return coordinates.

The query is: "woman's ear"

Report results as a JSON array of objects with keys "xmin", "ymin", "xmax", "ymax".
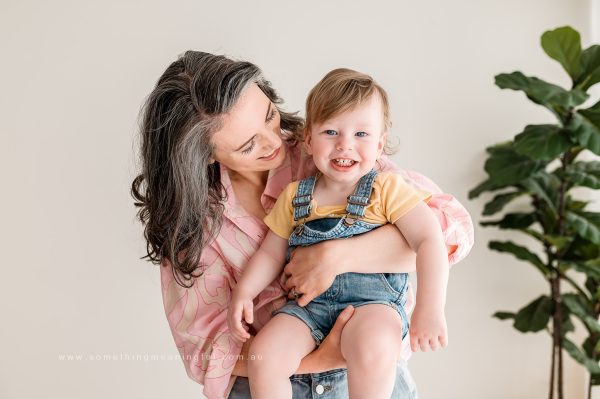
[{"xmin": 208, "ymin": 157, "xmax": 216, "ymax": 165}]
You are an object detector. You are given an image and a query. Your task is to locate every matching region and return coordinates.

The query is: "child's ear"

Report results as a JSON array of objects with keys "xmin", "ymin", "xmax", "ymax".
[
  {"xmin": 377, "ymin": 131, "xmax": 387, "ymax": 156},
  {"xmin": 303, "ymin": 129, "xmax": 313, "ymax": 155}
]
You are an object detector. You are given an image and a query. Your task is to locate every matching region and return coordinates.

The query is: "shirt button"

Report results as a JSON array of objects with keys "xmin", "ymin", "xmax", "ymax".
[{"xmin": 315, "ymin": 384, "xmax": 325, "ymax": 394}]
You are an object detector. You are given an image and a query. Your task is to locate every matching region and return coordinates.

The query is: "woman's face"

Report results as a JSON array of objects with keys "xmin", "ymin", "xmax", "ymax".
[{"xmin": 211, "ymin": 84, "xmax": 286, "ymax": 174}]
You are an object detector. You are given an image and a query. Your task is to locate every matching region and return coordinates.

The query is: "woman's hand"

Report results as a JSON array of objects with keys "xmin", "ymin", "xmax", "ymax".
[
  {"xmin": 284, "ymin": 224, "xmax": 417, "ymax": 307},
  {"xmin": 296, "ymin": 305, "xmax": 355, "ymax": 373},
  {"xmin": 283, "ymin": 240, "xmax": 340, "ymax": 307}
]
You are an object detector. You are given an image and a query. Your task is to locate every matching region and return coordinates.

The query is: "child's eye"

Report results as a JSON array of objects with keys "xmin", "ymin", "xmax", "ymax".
[
  {"xmin": 355, "ymin": 131, "xmax": 368, "ymax": 137},
  {"xmin": 324, "ymin": 130, "xmax": 338, "ymax": 136}
]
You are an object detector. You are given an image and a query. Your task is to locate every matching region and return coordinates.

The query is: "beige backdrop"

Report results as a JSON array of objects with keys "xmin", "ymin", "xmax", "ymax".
[{"xmin": 1, "ymin": 0, "xmax": 598, "ymax": 398}]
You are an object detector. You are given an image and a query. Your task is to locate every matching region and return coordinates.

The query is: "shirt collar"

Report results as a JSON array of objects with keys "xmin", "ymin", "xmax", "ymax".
[{"xmin": 261, "ymin": 143, "xmax": 292, "ymax": 201}]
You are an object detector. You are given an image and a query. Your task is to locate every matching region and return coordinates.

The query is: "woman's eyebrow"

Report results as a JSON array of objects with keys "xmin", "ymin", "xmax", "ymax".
[{"xmin": 234, "ymin": 134, "xmax": 257, "ymax": 151}]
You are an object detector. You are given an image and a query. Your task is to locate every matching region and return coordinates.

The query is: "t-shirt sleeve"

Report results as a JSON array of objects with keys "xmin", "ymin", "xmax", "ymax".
[
  {"xmin": 263, "ymin": 182, "xmax": 297, "ymax": 239},
  {"xmin": 379, "ymin": 172, "xmax": 432, "ymax": 223}
]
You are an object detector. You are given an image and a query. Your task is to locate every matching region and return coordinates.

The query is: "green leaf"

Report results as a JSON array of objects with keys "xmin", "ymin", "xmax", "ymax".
[
  {"xmin": 576, "ymin": 45, "xmax": 600, "ymax": 90},
  {"xmin": 513, "ymin": 295, "xmax": 553, "ymax": 332},
  {"xmin": 481, "ymin": 212, "xmax": 537, "ymax": 229},
  {"xmin": 566, "ymin": 197, "xmax": 589, "ymax": 212},
  {"xmin": 562, "ymin": 313, "xmax": 576, "ymax": 334},
  {"xmin": 562, "ymin": 293, "xmax": 600, "ymax": 333},
  {"xmin": 522, "ymin": 228, "xmax": 545, "ymax": 242},
  {"xmin": 468, "ymin": 178, "xmax": 508, "ymax": 199},
  {"xmin": 582, "ymin": 336, "xmax": 598, "ymax": 357},
  {"xmin": 488, "ymin": 240, "xmax": 549, "ymax": 276},
  {"xmin": 545, "ymin": 235, "xmax": 573, "ymax": 250},
  {"xmin": 541, "ymin": 26, "xmax": 582, "ymax": 80},
  {"xmin": 495, "ymin": 72, "xmax": 588, "ymax": 110},
  {"xmin": 563, "ymin": 337, "xmax": 600, "ymax": 374},
  {"xmin": 587, "ymin": 279, "xmax": 600, "ymax": 302},
  {"xmin": 484, "ymin": 145, "xmax": 547, "ymax": 186},
  {"xmin": 513, "ymin": 125, "xmax": 573, "ymax": 160},
  {"xmin": 580, "ymin": 99, "xmax": 600, "ymax": 126},
  {"xmin": 566, "ymin": 211, "xmax": 600, "ymax": 244},
  {"xmin": 482, "ymin": 191, "xmax": 525, "ymax": 216},
  {"xmin": 520, "ymin": 172, "xmax": 561, "ymax": 214},
  {"xmin": 565, "ymin": 161, "xmax": 600, "ymax": 189},
  {"xmin": 567, "ymin": 260, "xmax": 600, "ymax": 279},
  {"xmin": 493, "ymin": 311, "xmax": 516, "ymax": 320},
  {"xmin": 571, "ymin": 110, "xmax": 600, "ymax": 155}
]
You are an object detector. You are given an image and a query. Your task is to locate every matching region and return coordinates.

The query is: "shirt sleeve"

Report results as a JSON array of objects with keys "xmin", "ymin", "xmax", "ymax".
[
  {"xmin": 377, "ymin": 155, "xmax": 475, "ymax": 266},
  {"xmin": 263, "ymin": 182, "xmax": 297, "ymax": 239},
  {"xmin": 160, "ymin": 245, "xmax": 241, "ymax": 399},
  {"xmin": 378, "ymin": 173, "xmax": 432, "ymax": 223}
]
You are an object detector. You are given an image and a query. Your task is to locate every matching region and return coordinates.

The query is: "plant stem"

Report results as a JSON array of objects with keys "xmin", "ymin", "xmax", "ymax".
[
  {"xmin": 550, "ymin": 336, "xmax": 556, "ymax": 399},
  {"xmin": 548, "ymin": 274, "xmax": 564, "ymax": 399},
  {"xmin": 553, "ymin": 151, "xmax": 571, "ymax": 399},
  {"xmin": 562, "ymin": 273, "xmax": 593, "ymax": 305}
]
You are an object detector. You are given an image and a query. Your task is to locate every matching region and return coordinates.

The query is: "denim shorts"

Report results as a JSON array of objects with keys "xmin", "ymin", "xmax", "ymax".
[
  {"xmin": 227, "ymin": 360, "xmax": 419, "ymax": 399},
  {"xmin": 273, "ymin": 271, "xmax": 410, "ymax": 345}
]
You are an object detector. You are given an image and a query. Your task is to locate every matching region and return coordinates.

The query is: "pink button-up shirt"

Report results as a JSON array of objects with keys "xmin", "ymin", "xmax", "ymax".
[{"xmin": 160, "ymin": 140, "xmax": 474, "ymax": 399}]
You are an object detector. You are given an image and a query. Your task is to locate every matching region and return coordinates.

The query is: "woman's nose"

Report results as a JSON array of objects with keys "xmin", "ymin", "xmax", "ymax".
[{"xmin": 261, "ymin": 129, "xmax": 279, "ymax": 149}]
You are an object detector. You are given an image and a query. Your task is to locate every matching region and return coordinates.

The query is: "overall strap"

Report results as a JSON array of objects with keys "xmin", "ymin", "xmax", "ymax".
[
  {"xmin": 345, "ymin": 169, "xmax": 379, "ymax": 218},
  {"xmin": 292, "ymin": 174, "xmax": 317, "ymax": 221}
]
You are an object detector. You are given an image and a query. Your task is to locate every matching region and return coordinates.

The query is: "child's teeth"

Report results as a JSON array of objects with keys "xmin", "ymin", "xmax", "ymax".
[{"xmin": 334, "ymin": 159, "xmax": 354, "ymax": 166}]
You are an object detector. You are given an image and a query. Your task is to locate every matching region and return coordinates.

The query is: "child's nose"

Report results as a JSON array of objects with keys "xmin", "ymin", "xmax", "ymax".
[{"xmin": 336, "ymin": 136, "xmax": 353, "ymax": 151}]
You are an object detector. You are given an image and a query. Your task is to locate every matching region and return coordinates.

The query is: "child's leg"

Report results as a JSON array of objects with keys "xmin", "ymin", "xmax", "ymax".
[
  {"xmin": 248, "ymin": 313, "xmax": 316, "ymax": 399},
  {"xmin": 340, "ymin": 303, "xmax": 404, "ymax": 399}
]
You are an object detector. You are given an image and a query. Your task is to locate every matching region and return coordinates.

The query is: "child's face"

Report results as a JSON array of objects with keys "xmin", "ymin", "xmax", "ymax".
[{"xmin": 305, "ymin": 94, "xmax": 386, "ymax": 185}]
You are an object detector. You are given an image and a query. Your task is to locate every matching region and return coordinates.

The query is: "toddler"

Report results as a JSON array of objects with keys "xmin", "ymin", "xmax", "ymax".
[{"xmin": 227, "ymin": 68, "xmax": 449, "ymax": 399}]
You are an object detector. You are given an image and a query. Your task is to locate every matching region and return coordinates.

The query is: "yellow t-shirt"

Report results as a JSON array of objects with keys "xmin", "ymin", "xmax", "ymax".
[{"xmin": 264, "ymin": 171, "xmax": 432, "ymax": 239}]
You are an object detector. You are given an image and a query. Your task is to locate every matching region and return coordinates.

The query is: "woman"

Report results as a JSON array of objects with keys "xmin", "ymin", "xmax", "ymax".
[{"xmin": 132, "ymin": 51, "xmax": 473, "ymax": 399}]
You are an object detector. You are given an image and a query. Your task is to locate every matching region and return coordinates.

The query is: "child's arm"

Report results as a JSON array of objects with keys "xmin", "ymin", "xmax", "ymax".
[
  {"xmin": 394, "ymin": 201, "xmax": 449, "ymax": 352},
  {"xmin": 227, "ymin": 230, "xmax": 288, "ymax": 342}
]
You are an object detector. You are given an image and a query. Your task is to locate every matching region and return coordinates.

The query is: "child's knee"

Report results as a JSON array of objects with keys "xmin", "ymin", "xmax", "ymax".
[{"xmin": 248, "ymin": 334, "xmax": 296, "ymax": 376}]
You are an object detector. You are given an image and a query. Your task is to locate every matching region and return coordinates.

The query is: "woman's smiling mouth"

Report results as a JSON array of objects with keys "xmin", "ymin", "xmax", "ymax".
[{"xmin": 259, "ymin": 147, "xmax": 280, "ymax": 161}]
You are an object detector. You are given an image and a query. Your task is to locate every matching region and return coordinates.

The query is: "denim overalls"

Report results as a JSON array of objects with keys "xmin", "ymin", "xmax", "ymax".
[
  {"xmin": 272, "ymin": 169, "xmax": 410, "ymax": 344},
  {"xmin": 229, "ymin": 170, "xmax": 418, "ymax": 399}
]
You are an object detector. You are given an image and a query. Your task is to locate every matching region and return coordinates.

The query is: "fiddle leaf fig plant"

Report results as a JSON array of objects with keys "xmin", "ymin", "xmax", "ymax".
[{"xmin": 469, "ymin": 26, "xmax": 600, "ymax": 399}]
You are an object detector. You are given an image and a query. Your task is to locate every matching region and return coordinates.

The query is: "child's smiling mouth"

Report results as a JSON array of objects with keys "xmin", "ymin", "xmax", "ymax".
[{"xmin": 331, "ymin": 158, "xmax": 357, "ymax": 168}]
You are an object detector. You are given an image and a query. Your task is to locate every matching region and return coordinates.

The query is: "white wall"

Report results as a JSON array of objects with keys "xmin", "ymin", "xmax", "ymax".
[{"xmin": 0, "ymin": 1, "xmax": 596, "ymax": 398}]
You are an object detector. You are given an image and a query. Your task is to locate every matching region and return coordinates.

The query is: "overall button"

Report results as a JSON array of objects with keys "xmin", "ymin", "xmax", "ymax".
[{"xmin": 315, "ymin": 384, "xmax": 325, "ymax": 394}]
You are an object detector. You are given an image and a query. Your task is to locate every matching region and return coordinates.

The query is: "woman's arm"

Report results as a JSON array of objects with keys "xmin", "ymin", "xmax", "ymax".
[
  {"xmin": 284, "ymin": 168, "xmax": 474, "ymax": 306},
  {"xmin": 283, "ymin": 224, "xmax": 416, "ymax": 306}
]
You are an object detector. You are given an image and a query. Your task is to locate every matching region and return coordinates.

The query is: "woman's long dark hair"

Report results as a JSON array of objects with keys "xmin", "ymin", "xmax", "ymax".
[{"xmin": 131, "ymin": 51, "xmax": 303, "ymax": 288}]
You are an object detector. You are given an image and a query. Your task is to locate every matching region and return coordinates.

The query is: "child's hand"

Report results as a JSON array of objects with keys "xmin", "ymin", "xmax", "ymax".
[
  {"xmin": 227, "ymin": 292, "xmax": 254, "ymax": 343},
  {"xmin": 409, "ymin": 304, "xmax": 448, "ymax": 352}
]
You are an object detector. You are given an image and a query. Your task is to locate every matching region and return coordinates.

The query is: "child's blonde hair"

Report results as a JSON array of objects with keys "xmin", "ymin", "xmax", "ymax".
[{"xmin": 305, "ymin": 68, "xmax": 396, "ymax": 155}]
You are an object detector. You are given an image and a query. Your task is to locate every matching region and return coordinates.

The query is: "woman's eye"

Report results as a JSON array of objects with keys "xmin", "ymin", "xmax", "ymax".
[
  {"xmin": 355, "ymin": 131, "xmax": 368, "ymax": 137},
  {"xmin": 266, "ymin": 108, "xmax": 277, "ymax": 123},
  {"xmin": 324, "ymin": 130, "xmax": 338, "ymax": 136},
  {"xmin": 241, "ymin": 141, "xmax": 255, "ymax": 155}
]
